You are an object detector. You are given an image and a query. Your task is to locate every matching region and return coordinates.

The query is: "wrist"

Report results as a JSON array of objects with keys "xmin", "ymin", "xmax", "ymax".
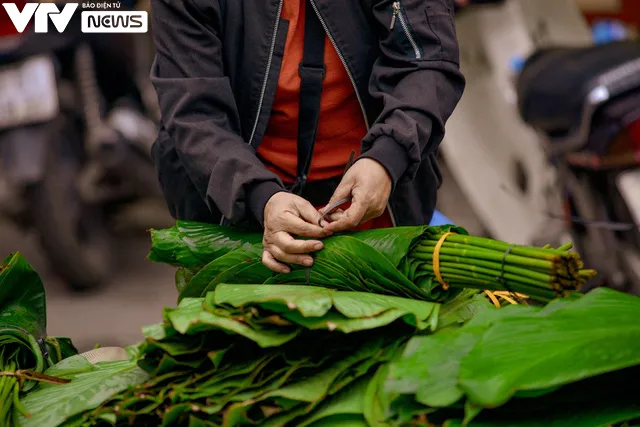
[
  {"xmin": 354, "ymin": 158, "xmax": 392, "ymax": 183},
  {"xmin": 247, "ymin": 182, "xmax": 287, "ymax": 227},
  {"xmin": 358, "ymin": 136, "xmax": 409, "ymax": 190}
]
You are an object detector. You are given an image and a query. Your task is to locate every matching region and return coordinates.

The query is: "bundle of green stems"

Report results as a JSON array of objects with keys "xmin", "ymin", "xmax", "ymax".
[{"xmin": 409, "ymin": 231, "xmax": 596, "ymax": 301}]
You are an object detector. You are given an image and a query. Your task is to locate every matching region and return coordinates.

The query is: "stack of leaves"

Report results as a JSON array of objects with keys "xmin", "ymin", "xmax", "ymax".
[
  {"xmin": 383, "ymin": 288, "xmax": 640, "ymax": 426},
  {"xmin": 19, "ymin": 285, "xmax": 489, "ymax": 427},
  {"xmin": 0, "ymin": 253, "xmax": 78, "ymax": 426},
  {"xmin": 150, "ymin": 221, "xmax": 595, "ymax": 303}
]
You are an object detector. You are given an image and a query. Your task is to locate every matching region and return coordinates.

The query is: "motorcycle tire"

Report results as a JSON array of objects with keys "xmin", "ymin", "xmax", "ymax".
[
  {"xmin": 30, "ymin": 116, "xmax": 114, "ymax": 292},
  {"xmin": 565, "ymin": 173, "xmax": 629, "ymax": 293}
]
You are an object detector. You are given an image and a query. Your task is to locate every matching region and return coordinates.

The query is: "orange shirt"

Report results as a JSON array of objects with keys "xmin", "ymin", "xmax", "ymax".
[
  {"xmin": 258, "ymin": 0, "xmax": 392, "ymax": 231},
  {"xmin": 257, "ymin": 0, "xmax": 366, "ymax": 183}
]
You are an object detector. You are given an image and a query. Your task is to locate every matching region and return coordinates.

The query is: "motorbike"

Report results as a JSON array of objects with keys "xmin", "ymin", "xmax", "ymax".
[
  {"xmin": 443, "ymin": 0, "xmax": 640, "ymax": 294},
  {"xmin": 0, "ymin": 2, "xmax": 162, "ymax": 291},
  {"xmin": 517, "ymin": 41, "xmax": 640, "ymax": 294}
]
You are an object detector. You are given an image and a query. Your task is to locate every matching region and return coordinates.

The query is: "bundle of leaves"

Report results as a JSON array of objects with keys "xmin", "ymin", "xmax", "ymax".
[
  {"xmin": 19, "ymin": 285, "xmax": 489, "ymax": 427},
  {"xmin": 20, "ymin": 286, "xmax": 640, "ymax": 427},
  {"xmin": 383, "ymin": 288, "xmax": 640, "ymax": 426},
  {"xmin": 0, "ymin": 253, "xmax": 77, "ymax": 425},
  {"xmin": 149, "ymin": 222, "xmax": 594, "ymax": 304}
]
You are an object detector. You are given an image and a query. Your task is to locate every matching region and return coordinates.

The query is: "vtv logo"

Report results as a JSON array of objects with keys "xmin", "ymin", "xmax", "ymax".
[{"xmin": 2, "ymin": 3, "xmax": 78, "ymax": 33}]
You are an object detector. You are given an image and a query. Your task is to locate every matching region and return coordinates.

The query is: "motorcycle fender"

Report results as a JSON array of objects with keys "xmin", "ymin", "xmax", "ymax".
[{"xmin": 0, "ymin": 122, "xmax": 52, "ymax": 186}]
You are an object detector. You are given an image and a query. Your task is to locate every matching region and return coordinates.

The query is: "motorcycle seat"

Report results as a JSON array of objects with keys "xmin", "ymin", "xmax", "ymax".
[{"xmin": 517, "ymin": 41, "xmax": 640, "ymax": 140}]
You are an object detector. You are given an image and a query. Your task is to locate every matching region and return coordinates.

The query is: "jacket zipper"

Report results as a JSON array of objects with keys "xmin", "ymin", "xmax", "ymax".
[
  {"xmin": 308, "ymin": 0, "xmax": 397, "ymax": 227},
  {"xmin": 390, "ymin": 1, "xmax": 421, "ymax": 60},
  {"xmin": 248, "ymin": 0, "xmax": 285, "ymax": 147},
  {"xmin": 223, "ymin": 0, "xmax": 283, "ymax": 225}
]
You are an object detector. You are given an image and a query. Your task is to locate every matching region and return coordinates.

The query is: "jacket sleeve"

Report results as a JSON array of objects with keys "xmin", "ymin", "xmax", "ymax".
[
  {"xmin": 361, "ymin": 0, "xmax": 465, "ymax": 188},
  {"xmin": 150, "ymin": 0, "xmax": 285, "ymax": 226}
]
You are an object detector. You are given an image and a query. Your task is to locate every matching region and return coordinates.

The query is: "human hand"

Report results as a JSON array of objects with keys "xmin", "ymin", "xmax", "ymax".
[
  {"xmin": 320, "ymin": 158, "xmax": 392, "ymax": 233},
  {"xmin": 262, "ymin": 192, "xmax": 332, "ymax": 273}
]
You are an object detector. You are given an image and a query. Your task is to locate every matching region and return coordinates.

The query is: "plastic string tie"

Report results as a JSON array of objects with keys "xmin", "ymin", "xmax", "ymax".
[
  {"xmin": 497, "ymin": 245, "xmax": 515, "ymax": 287},
  {"xmin": 433, "ymin": 232, "xmax": 456, "ymax": 290},
  {"xmin": 495, "ymin": 244, "xmax": 529, "ymax": 305}
]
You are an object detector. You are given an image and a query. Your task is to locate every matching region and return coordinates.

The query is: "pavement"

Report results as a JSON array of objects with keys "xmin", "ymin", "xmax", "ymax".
[{"xmin": 0, "ymin": 165, "xmax": 483, "ymax": 353}]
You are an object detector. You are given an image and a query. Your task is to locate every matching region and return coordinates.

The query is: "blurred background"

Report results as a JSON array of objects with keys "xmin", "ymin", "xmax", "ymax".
[{"xmin": 1, "ymin": 0, "xmax": 639, "ymax": 351}]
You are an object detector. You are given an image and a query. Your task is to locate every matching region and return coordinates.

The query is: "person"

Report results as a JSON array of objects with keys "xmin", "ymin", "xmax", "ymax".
[{"xmin": 150, "ymin": 0, "xmax": 465, "ymax": 273}]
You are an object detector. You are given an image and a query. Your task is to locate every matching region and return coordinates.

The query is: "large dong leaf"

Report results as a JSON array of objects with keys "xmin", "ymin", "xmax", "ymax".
[
  {"xmin": 459, "ymin": 288, "xmax": 640, "ymax": 407},
  {"xmin": 268, "ymin": 236, "xmax": 430, "ymax": 300},
  {"xmin": 385, "ymin": 288, "xmax": 640, "ymax": 412},
  {"xmin": 0, "ymin": 253, "xmax": 53, "ymax": 391},
  {"xmin": 18, "ymin": 355, "xmax": 149, "ymax": 427},
  {"xmin": 0, "ymin": 253, "xmax": 47, "ymax": 342},
  {"xmin": 442, "ymin": 365, "xmax": 640, "ymax": 427},
  {"xmin": 213, "ymin": 284, "xmax": 439, "ymax": 332},
  {"xmin": 177, "ymin": 244, "xmax": 271, "ymax": 301},
  {"xmin": 148, "ymin": 221, "xmax": 263, "ymax": 270}
]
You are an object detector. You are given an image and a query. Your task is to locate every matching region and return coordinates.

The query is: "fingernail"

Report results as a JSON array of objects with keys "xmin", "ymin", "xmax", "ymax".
[
  {"xmin": 314, "ymin": 243, "xmax": 324, "ymax": 250},
  {"xmin": 281, "ymin": 268, "xmax": 291, "ymax": 274},
  {"xmin": 320, "ymin": 220, "xmax": 330, "ymax": 228},
  {"xmin": 303, "ymin": 258, "xmax": 313, "ymax": 266}
]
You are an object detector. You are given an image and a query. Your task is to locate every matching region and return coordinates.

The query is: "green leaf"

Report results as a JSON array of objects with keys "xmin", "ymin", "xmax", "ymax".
[
  {"xmin": 386, "ymin": 288, "xmax": 640, "ymax": 419},
  {"xmin": 444, "ymin": 366, "xmax": 640, "ymax": 427},
  {"xmin": 437, "ymin": 290, "xmax": 493, "ymax": 330},
  {"xmin": 305, "ymin": 415, "xmax": 369, "ymax": 427},
  {"xmin": 18, "ymin": 355, "xmax": 149, "ymax": 427},
  {"xmin": 459, "ymin": 288, "xmax": 640, "ymax": 407},
  {"xmin": 148, "ymin": 221, "xmax": 263, "ymax": 270},
  {"xmin": 349, "ymin": 227, "xmax": 429, "ymax": 266},
  {"xmin": 0, "ymin": 253, "xmax": 47, "ymax": 345},
  {"xmin": 386, "ymin": 325, "xmax": 484, "ymax": 408},
  {"xmin": 0, "ymin": 253, "xmax": 59, "ymax": 392},
  {"xmin": 178, "ymin": 245, "xmax": 269, "ymax": 302},
  {"xmin": 164, "ymin": 298, "xmax": 301, "ymax": 349},
  {"xmin": 175, "ymin": 268, "xmax": 195, "ymax": 294},
  {"xmin": 363, "ymin": 362, "xmax": 394, "ymax": 427},
  {"xmin": 214, "ymin": 285, "xmax": 437, "ymax": 332},
  {"xmin": 299, "ymin": 376, "xmax": 370, "ymax": 427},
  {"xmin": 214, "ymin": 284, "xmax": 334, "ymax": 318}
]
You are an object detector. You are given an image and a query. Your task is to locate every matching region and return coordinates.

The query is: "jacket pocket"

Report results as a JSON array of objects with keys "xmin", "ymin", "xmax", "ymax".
[
  {"xmin": 388, "ymin": 1, "xmax": 423, "ymax": 60},
  {"xmin": 423, "ymin": 2, "xmax": 459, "ymax": 64}
]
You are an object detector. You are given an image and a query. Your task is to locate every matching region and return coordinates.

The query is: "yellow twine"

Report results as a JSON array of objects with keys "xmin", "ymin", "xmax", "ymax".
[
  {"xmin": 433, "ymin": 232, "xmax": 456, "ymax": 290},
  {"xmin": 485, "ymin": 291, "xmax": 531, "ymax": 307},
  {"xmin": 484, "ymin": 291, "xmax": 501, "ymax": 308}
]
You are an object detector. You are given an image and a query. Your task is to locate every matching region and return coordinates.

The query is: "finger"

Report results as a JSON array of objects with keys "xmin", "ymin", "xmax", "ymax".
[
  {"xmin": 324, "ymin": 200, "xmax": 367, "ymax": 232},
  {"xmin": 326, "ymin": 209, "xmax": 345, "ymax": 223},
  {"xmin": 322, "ymin": 181, "xmax": 353, "ymax": 214},
  {"xmin": 262, "ymin": 250, "xmax": 290, "ymax": 274},
  {"xmin": 268, "ymin": 244, "xmax": 315, "ymax": 267},
  {"xmin": 294, "ymin": 199, "xmax": 330, "ymax": 229},
  {"xmin": 282, "ymin": 212, "xmax": 331, "ymax": 238},
  {"xmin": 273, "ymin": 232, "xmax": 324, "ymax": 254}
]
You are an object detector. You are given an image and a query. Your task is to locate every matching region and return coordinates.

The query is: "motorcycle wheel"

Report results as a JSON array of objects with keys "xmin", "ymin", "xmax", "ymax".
[
  {"xmin": 30, "ymin": 116, "xmax": 113, "ymax": 292},
  {"xmin": 566, "ymin": 172, "xmax": 629, "ymax": 293}
]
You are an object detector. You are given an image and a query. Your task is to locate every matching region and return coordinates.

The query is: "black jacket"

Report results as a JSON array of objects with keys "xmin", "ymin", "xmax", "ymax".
[{"xmin": 150, "ymin": 0, "xmax": 465, "ymax": 227}]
